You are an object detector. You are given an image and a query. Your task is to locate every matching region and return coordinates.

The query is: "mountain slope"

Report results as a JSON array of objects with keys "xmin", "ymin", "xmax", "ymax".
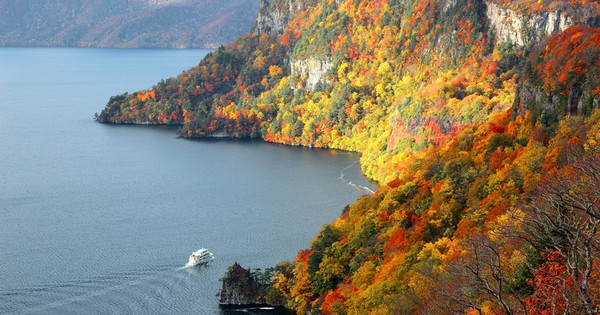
[
  {"xmin": 0, "ymin": 0, "xmax": 260, "ymax": 48},
  {"xmin": 97, "ymin": 0, "xmax": 600, "ymax": 313}
]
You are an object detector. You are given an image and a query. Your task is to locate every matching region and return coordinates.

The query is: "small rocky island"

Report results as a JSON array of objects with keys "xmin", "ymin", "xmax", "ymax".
[
  {"xmin": 218, "ymin": 262, "xmax": 274, "ymax": 307},
  {"xmin": 219, "ymin": 261, "xmax": 293, "ymax": 313}
]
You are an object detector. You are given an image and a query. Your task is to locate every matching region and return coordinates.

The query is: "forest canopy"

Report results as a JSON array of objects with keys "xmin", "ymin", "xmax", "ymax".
[{"xmin": 98, "ymin": 0, "xmax": 600, "ymax": 313}]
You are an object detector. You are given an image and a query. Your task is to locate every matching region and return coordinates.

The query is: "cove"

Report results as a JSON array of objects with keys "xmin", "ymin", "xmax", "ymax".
[{"xmin": 0, "ymin": 48, "xmax": 375, "ymax": 314}]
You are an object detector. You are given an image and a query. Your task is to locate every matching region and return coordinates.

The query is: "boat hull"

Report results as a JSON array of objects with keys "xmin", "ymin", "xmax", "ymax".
[{"xmin": 186, "ymin": 249, "xmax": 214, "ymax": 266}]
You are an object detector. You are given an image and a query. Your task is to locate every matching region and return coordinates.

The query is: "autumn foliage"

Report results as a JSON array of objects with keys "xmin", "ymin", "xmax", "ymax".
[{"xmin": 97, "ymin": 0, "xmax": 600, "ymax": 313}]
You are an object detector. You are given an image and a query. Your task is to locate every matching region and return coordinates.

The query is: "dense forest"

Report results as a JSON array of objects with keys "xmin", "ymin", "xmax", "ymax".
[
  {"xmin": 98, "ymin": 0, "xmax": 600, "ymax": 313},
  {"xmin": 0, "ymin": 0, "xmax": 259, "ymax": 48}
]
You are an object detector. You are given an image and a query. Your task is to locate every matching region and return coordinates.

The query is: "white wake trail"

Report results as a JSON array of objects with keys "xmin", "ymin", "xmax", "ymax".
[
  {"xmin": 339, "ymin": 162, "xmax": 374, "ymax": 194},
  {"xmin": 17, "ymin": 264, "xmax": 205, "ymax": 315}
]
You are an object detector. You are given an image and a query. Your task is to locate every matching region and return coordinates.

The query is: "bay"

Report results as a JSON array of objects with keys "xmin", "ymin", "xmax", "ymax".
[{"xmin": 0, "ymin": 48, "xmax": 375, "ymax": 314}]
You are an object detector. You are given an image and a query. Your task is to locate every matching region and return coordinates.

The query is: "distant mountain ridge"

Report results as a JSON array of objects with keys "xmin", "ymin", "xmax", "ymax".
[{"xmin": 0, "ymin": 0, "xmax": 260, "ymax": 48}]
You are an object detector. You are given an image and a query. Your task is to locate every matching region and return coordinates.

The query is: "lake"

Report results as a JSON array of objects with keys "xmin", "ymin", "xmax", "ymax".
[{"xmin": 0, "ymin": 48, "xmax": 375, "ymax": 314}]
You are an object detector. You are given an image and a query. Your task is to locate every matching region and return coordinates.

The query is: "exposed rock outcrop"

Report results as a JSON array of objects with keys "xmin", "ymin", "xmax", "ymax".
[
  {"xmin": 253, "ymin": 0, "xmax": 332, "ymax": 91},
  {"xmin": 218, "ymin": 262, "xmax": 269, "ymax": 306},
  {"xmin": 518, "ymin": 81, "xmax": 600, "ymax": 117},
  {"xmin": 291, "ymin": 57, "xmax": 333, "ymax": 90},
  {"xmin": 485, "ymin": 0, "xmax": 573, "ymax": 46},
  {"xmin": 485, "ymin": 0, "xmax": 600, "ymax": 47},
  {"xmin": 253, "ymin": 0, "xmax": 304, "ymax": 34}
]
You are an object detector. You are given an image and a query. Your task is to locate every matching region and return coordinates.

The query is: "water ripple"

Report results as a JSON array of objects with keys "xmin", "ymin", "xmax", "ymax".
[{"xmin": 0, "ymin": 264, "xmax": 212, "ymax": 315}]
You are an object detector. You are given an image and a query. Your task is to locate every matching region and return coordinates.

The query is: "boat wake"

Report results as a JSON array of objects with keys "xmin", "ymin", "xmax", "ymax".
[
  {"xmin": 339, "ymin": 162, "xmax": 375, "ymax": 194},
  {"xmin": 176, "ymin": 264, "xmax": 191, "ymax": 271},
  {"xmin": 177, "ymin": 260, "xmax": 212, "ymax": 270},
  {"xmin": 5, "ymin": 263, "xmax": 214, "ymax": 315}
]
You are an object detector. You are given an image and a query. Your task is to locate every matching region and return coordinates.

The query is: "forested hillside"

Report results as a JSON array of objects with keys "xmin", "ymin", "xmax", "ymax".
[
  {"xmin": 97, "ymin": 0, "xmax": 600, "ymax": 313},
  {"xmin": 0, "ymin": 0, "xmax": 259, "ymax": 48}
]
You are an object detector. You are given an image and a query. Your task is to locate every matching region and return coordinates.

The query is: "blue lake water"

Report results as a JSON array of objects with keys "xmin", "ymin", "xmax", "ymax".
[{"xmin": 0, "ymin": 48, "xmax": 375, "ymax": 314}]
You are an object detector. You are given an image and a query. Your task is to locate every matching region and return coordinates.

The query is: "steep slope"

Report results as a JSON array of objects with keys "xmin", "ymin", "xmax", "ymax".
[
  {"xmin": 0, "ymin": 0, "xmax": 260, "ymax": 48},
  {"xmin": 97, "ymin": 0, "xmax": 600, "ymax": 313}
]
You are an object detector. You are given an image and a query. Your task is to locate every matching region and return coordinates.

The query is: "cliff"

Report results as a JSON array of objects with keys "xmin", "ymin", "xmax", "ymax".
[
  {"xmin": 485, "ymin": 0, "xmax": 574, "ymax": 46},
  {"xmin": 253, "ymin": 0, "xmax": 304, "ymax": 35},
  {"xmin": 290, "ymin": 56, "xmax": 332, "ymax": 90},
  {"xmin": 98, "ymin": 0, "xmax": 600, "ymax": 313}
]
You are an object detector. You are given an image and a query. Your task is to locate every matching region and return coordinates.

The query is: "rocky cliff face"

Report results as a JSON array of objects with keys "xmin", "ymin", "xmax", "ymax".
[
  {"xmin": 291, "ymin": 57, "xmax": 332, "ymax": 90},
  {"xmin": 253, "ymin": 0, "xmax": 304, "ymax": 34},
  {"xmin": 254, "ymin": 0, "xmax": 332, "ymax": 91},
  {"xmin": 485, "ymin": 0, "xmax": 573, "ymax": 46},
  {"xmin": 484, "ymin": 0, "xmax": 600, "ymax": 47}
]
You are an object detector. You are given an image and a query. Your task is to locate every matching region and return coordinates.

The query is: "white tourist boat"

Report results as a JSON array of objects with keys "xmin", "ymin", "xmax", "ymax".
[{"xmin": 187, "ymin": 248, "xmax": 214, "ymax": 266}]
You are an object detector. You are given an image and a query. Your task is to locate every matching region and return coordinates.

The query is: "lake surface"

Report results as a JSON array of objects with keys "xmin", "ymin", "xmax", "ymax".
[{"xmin": 0, "ymin": 48, "xmax": 375, "ymax": 314}]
